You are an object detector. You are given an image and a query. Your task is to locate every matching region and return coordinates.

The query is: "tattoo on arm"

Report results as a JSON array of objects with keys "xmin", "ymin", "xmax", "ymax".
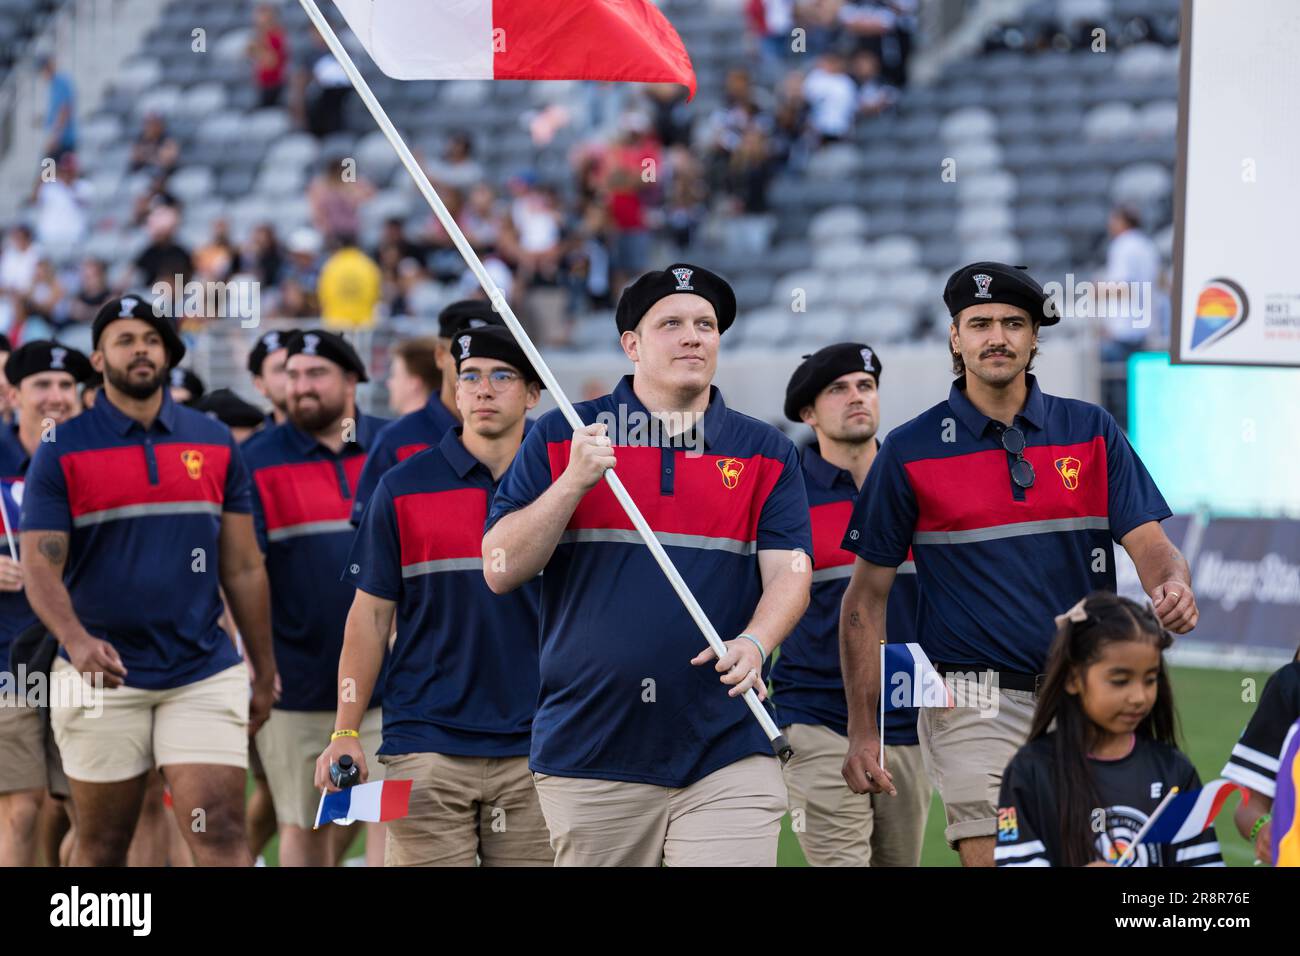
[
  {"xmin": 848, "ymin": 610, "xmax": 862, "ymax": 628},
  {"xmin": 37, "ymin": 533, "xmax": 67, "ymax": 566}
]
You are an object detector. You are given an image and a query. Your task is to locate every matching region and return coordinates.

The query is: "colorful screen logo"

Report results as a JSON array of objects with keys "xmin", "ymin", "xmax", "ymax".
[{"xmin": 1190, "ymin": 278, "xmax": 1249, "ymax": 350}]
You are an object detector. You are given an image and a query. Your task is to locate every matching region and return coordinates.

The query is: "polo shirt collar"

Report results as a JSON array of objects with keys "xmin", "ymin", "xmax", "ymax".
[
  {"xmin": 439, "ymin": 426, "xmax": 491, "ymax": 481},
  {"xmin": 425, "ymin": 394, "xmax": 457, "ymax": 429},
  {"xmin": 95, "ymin": 388, "xmax": 178, "ymax": 437},
  {"xmin": 284, "ymin": 410, "xmax": 376, "ymax": 458},
  {"xmin": 802, "ymin": 440, "xmax": 876, "ymax": 492},
  {"xmin": 947, "ymin": 373, "xmax": 1046, "ymax": 439},
  {"xmin": 611, "ymin": 374, "xmax": 728, "ymax": 450}
]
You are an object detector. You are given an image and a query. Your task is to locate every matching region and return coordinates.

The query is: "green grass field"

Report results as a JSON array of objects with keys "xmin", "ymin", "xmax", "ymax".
[{"xmin": 257, "ymin": 665, "xmax": 1270, "ymax": 867}]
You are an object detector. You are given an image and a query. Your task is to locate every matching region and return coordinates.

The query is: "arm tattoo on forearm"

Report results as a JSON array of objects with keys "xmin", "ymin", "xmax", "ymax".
[{"xmin": 38, "ymin": 534, "xmax": 67, "ymax": 566}]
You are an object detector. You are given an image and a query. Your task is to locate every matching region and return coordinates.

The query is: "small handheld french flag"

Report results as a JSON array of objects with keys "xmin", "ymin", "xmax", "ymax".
[
  {"xmin": 1138, "ymin": 779, "xmax": 1240, "ymax": 846},
  {"xmin": 314, "ymin": 779, "xmax": 413, "ymax": 828},
  {"xmin": 882, "ymin": 643, "xmax": 954, "ymax": 711}
]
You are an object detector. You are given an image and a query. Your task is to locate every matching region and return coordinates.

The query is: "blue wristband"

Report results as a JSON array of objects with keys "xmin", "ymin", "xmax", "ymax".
[{"xmin": 737, "ymin": 633, "xmax": 766, "ymax": 664}]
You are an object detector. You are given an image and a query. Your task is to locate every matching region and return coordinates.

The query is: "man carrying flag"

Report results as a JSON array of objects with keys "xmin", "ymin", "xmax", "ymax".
[
  {"xmin": 482, "ymin": 264, "xmax": 812, "ymax": 867},
  {"xmin": 242, "ymin": 329, "xmax": 389, "ymax": 866},
  {"xmin": 771, "ymin": 343, "xmax": 931, "ymax": 867},
  {"xmin": 0, "ymin": 341, "xmax": 92, "ymax": 866},
  {"xmin": 349, "ymin": 301, "xmax": 505, "ymax": 524},
  {"xmin": 320, "ymin": 325, "xmax": 551, "ymax": 866}
]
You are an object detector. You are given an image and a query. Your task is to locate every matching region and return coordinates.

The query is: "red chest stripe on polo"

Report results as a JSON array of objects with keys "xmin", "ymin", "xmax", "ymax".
[
  {"xmin": 395, "ymin": 443, "xmax": 429, "ymax": 463},
  {"xmin": 904, "ymin": 436, "xmax": 1109, "ymax": 541},
  {"xmin": 256, "ymin": 456, "xmax": 366, "ymax": 541},
  {"xmin": 394, "ymin": 487, "xmax": 487, "ymax": 576},
  {"xmin": 546, "ymin": 442, "xmax": 784, "ymax": 551},
  {"xmin": 62, "ymin": 443, "xmax": 230, "ymax": 526},
  {"xmin": 811, "ymin": 500, "xmax": 855, "ymax": 570}
]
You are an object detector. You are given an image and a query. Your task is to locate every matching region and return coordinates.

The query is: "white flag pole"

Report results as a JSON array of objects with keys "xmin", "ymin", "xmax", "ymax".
[
  {"xmin": 1114, "ymin": 785, "xmax": 1179, "ymax": 867},
  {"xmin": 298, "ymin": 0, "xmax": 790, "ymax": 760},
  {"xmin": 878, "ymin": 639, "xmax": 886, "ymax": 773}
]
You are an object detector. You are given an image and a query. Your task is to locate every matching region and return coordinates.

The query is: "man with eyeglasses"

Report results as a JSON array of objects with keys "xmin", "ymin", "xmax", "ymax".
[
  {"xmin": 837, "ymin": 261, "xmax": 1197, "ymax": 868},
  {"xmin": 322, "ymin": 325, "xmax": 552, "ymax": 866}
]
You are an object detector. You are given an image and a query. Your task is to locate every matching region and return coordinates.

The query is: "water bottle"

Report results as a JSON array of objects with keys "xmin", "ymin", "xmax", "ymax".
[{"xmin": 330, "ymin": 753, "xmax": 361, "ymax": 789}]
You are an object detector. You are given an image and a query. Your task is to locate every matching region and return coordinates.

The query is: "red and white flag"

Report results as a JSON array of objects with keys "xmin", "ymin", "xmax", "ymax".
[{"xmin": 333, "ymin": 0, "xmax": 697, "ymax": 98}]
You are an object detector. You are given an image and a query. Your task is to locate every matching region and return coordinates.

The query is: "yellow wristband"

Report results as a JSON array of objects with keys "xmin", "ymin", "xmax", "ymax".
[{"xmin": 330, "ymin": 729, "xmax": 360, "ymax": 741}]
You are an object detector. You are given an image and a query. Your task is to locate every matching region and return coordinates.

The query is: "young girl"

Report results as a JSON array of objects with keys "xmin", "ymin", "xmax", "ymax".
[{"xmin": 995, "ymin": 591, "xmax": 1224, "ymax": 867}]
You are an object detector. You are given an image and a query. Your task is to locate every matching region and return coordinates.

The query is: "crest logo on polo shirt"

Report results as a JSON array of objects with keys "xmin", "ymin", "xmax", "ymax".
[
  {"xmin": 1054, "ymin": 456, "xmax": 1081, "ymax": 491},
  {"xmin": 458, "ymin": 334, "xmax": 472, "ymax": 359},
  {"xmin": 716, "ymin": 457, "xmax": 744, "ymax": 489},
  {"xmin": 50, "ymin": 347, "xmax": 67, "ymax": 370},
  {"xmin": 671, "ymin": 267, "xmax": 694, "ymax": 291},
  {"xmin": 302, "ymin": 333, "xmax": 320, "ymax": 356},
  {"xmin": 972, "ymin": 274, "xmax": 993, "ymax": 299},
  {"xmin": 180, "ymin": 449, "xmax": 204, "ymax": 480}
]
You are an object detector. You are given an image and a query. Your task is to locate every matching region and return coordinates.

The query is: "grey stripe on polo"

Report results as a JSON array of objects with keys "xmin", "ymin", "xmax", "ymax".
[
  {"xmin": 912, "ymin": 516, "xmax": 1110, "ymax": 546},
  {"xmin": 559, "ymin": 528, "xmax": 757, "ymax": 556},
  {"xmin": 401, "ymin": 557, "xmax": 485, "ymax": 578},
  {"xmin": 266, "ymin": 519, "xmax": 356, "ymax": 542},
  {"xmin": 811, "ymin": 564, "xmax": 854, "ymax": 583},
  {"xmin": 73, "ymin": 501, "xmax": 223, "ymax": 527}
]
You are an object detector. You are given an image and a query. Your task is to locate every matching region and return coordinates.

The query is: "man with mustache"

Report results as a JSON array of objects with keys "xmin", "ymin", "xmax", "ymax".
[
  {"xmin": 19, "ymin": 295, "xmax": 276, "ymax": 866},
  {"xmin": 483, "ymin": 263, "xmax": 813, "ymax": 866},
  {"xmin": 837, "ymin": 262, "xmax": 1196, "ymax": 867},
  {"xmin": 0, "ymin": 340, "xmax": 92, "ymax": 865},
  {"xmin": 242, "ymin": 329, "xmax": 389, "ymax": 866}
]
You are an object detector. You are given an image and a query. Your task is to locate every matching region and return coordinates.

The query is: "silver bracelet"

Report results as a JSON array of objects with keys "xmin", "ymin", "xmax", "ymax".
[{"xmin": 737, "ymin": 632, "xmax": 766, "ymax": 665}]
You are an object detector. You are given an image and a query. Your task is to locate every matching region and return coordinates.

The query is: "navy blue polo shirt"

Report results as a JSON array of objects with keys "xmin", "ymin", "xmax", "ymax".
[
  {"xmin": 0, "ymin": 424, "xmax": 38, "ymax": 666},
  {"xmin": 841, "ymin": 374, "xmax": 1171, "ymax": 674},
  {"xmin": 771, "ymin": 443, "xmax": 919, "ymax": 746},
  {"xmin": 243, "ymin": 413, "xmax": 389, "ymax": 711},
  {"xmin": 485, "ymin": 375, "xmax": 814, "ymax": 788},
  {"xmin": 21, "ymin": 391, "xmax": 249, "ymax": 689},
  {"xmin": 344, "ymin": 427, "xmax": 541, "ymax": 757},
  {"xmin": 350, "ymin": 395, "xmax": 457, "ymax": 524}
]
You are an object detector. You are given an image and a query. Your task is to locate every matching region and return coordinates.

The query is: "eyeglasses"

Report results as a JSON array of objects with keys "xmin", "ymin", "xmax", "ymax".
[
  {"xmin": 999, "ymin": 425, "xmax": 1035, "ymax": 489},
  {"xmin": 458, "ymin": 369, "xmax": 521, "ymax": 392}
]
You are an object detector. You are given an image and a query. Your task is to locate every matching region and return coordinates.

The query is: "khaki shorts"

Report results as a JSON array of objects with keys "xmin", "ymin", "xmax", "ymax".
[
  {"xmin": 0, "ymin": 696, "xmax": 48, "ymax": 794},
  {"xmin": 377, "ymin": 751, "xmax": 552, "ymax": 867},
  {"xmin": 50, "ymin": 658, "xmax": 250, "ymax": 784},
  {"xmin": 533, "ymin": 754, "xmax": 787, "ymax": 867},
  {"xmin": 257, "ymin": 707, "xmax": 382, "ymax": 829},
  {"xmin": 783, "ymin": 722, "xmax": 931, "ymax": 866},
  {"xmin": 918, "ymin": 675, "xmax": 1036, "ymax": 847}
]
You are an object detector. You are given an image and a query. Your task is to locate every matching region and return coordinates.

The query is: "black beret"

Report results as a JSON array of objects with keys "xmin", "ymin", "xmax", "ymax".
[
  {"xmin": 92, "ymin": 294, "xmax": 187, "ymax": 365},
  {"xmin": 194, "ymin": 388, "xmax": 266, "ymax": 429},
  {"xmin": 615, "ymin": 262, "xmax": 737, "ymax": 336},
  {"xmin": 168, "ymin": 366, "xmax": 206, "ymax": 403},
  {"xmin": 438, "ymin": 300, "xmax": 504, "ymax": 339},
  {"xmin": 5, "ymin": 340, "xmax": 93, "ymax": 386},
  {"xmin": 246, "ymin": 328, "xmax": 298, "ymax": 375},
  {"xmin": 283, "ymin": 329, "xmax": 369, "ymax": 382},
  {"xmin": 784, "ymin": 342, "xmax": 882, "ymax": 422},
  {"xmin": 943, "ymin": 261, "xmax": 1059, "ymax": 326},
  {"xmin": 452, "ymin": 326, "xmax": 544, "ymax": 387},
  {"xmin": 0, "ymin": 332, "xmax": 10, "ymax": 352}
]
